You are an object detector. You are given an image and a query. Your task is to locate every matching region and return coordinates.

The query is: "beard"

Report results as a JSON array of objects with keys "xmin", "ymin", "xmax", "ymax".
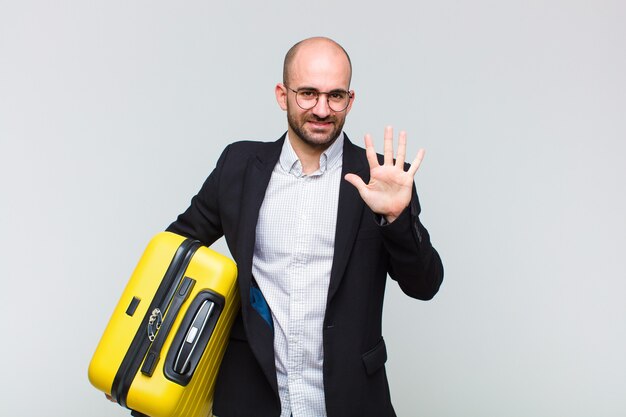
[{"xmin": 287, "ymin": 107, "xmax": 347, "ymax": 150}]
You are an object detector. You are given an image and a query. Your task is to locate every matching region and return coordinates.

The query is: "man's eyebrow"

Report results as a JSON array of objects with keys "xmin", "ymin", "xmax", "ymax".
[{"xmin": 297, "ymin": 86, "xmax": 348, "ymax": 93}]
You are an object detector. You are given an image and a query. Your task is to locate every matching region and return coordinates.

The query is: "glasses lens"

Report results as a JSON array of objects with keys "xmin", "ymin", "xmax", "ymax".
[
  {"xmin": 328, "ymin": 91, "xmax": 350, "ymax": 112},
  {"xmin": 295, "ymin": 90, "xmax": 318, "ymax": 110}
]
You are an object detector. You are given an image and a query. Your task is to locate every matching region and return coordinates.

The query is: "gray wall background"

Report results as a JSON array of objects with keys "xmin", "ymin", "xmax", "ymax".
[{"xmin": 1, "ymin": 1, "xmax": 624, "ymax": 416}]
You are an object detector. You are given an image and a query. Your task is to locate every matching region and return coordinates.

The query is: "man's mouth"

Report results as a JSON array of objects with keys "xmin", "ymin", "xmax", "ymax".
[{"xmin": 307, "ymin": 119, "xmax": 333, "ymax": 129}]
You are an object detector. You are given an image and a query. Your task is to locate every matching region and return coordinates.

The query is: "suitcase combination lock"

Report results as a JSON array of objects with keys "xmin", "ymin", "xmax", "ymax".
[{"xmin": 147, "ymin": 308, "xmax": 163, "ymax": 342}]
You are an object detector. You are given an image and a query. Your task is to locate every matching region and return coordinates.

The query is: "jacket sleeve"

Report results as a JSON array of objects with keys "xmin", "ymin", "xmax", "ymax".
[
  {"xmin": 165, "ymin": 145, "xmax": 231, "ymax": 246},
  {"xmin": 379, "ymin": 185, "xmax": 444, "ymax": 300}
]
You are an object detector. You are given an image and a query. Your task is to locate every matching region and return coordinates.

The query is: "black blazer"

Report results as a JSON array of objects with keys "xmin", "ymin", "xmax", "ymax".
[{"xmin": 166, "ymin": 134, "xmax": 443, "ymax": 417}]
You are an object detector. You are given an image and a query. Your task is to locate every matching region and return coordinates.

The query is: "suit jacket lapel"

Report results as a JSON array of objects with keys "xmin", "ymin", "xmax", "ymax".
[
  {"xmin": 328, "ymin": 136, "xmax": 369, "ymax": 304},
  {"xmin": 235, "ymin": 136, "xmax": 284, "ymax": 287}
]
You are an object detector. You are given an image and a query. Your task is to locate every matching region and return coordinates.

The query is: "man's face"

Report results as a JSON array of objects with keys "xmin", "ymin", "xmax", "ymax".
[
  {"xmin": 285, "ymin": 90, "xmax": 348, "ymax": 150},
  {"xmin": 277, "ymin": 42, "xmax": 354, "ymax": 150}
]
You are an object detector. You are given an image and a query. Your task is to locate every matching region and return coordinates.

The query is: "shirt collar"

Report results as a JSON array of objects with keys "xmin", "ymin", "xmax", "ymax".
[{"xmin": 280, "ymin": 132, "xmax": 344, "ymax": 177}]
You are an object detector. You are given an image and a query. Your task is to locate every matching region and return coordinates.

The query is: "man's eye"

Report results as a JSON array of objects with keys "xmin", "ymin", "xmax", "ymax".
[
  {"xmin": 299, "ymin": 90, "xmax": 317, "ymax": 98},
  {"xmin": 330, "ymin": 92, "xmax": 346, "ymax": 100}
]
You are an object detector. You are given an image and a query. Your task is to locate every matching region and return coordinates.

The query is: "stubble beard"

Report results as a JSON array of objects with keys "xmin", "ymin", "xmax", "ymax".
[{"xmin": 287, "ymin": 108, "xmax": 346, "ymax": 151}]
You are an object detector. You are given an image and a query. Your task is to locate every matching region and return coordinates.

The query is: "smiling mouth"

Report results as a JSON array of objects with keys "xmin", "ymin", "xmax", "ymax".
[{"xmin": 307, "ymin": 120, "xmax": 333, "ymax": 129}]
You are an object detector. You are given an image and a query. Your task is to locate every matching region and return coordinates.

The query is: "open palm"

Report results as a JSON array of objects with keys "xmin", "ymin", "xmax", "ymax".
[{"xmin": 345, "ymin": 126, "xmax": 425, "ymax": 223}]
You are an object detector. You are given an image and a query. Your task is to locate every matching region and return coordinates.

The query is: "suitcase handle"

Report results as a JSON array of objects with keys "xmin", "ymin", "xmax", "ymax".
[
  {"xmin": 163, "ymin": 290, "xmax": 225, "ymax": 386},
  {"xmin": 172, "ymin": 299, "xmax": 215, "ymax": 374}
]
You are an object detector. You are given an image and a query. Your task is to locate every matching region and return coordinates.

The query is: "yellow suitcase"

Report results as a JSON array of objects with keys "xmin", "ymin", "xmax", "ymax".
[{"xmin": 88, "ymin": 231, "xmax": 239, "ymax": 417}]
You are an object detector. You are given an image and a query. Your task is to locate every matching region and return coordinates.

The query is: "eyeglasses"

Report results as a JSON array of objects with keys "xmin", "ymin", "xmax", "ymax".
[{"xmin": 285, "ymin": 85, "xmax": 353, "ymax": 112}]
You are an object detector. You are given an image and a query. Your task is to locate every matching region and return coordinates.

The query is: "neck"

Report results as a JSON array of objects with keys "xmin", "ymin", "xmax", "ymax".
[{"xmin": 287, "ymin": 133, "xmax": 337, "ymax": 175}]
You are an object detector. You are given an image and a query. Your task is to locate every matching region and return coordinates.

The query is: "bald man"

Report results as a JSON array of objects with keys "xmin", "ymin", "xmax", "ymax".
[{"xmin": 167, "ymin": 37, "xmax": 443, "ymax": 417}]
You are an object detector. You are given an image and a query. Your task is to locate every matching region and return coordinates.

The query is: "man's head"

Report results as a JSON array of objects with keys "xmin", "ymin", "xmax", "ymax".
[
  {"xmin": 276, "ymin": 37, "xmax": 355, "ymax": 151},
  {"xmin": 282, "ymin": 37, "xmax": 352, "ymax": 87}
]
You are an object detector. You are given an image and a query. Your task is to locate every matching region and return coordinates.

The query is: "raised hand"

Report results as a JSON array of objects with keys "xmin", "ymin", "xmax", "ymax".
[{"xmin": 344, "ymin": 126, "xmax": 425, "ymax": 223}]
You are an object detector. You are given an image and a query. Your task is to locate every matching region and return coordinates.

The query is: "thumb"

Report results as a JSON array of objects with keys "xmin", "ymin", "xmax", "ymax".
[{"xmin": 344, "ymin": 173, "xmax": 367, "ymax": 193}]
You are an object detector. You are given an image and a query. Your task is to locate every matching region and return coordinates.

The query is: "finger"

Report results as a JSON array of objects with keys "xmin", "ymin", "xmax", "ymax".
[
  {"xmin": 364, "ymin": 134, "xmax": 380, "ymax": 169},
  {"xmin": 396, "ymin": 130, "xmax": 407, "ymax": 167},
  {"xmin": 344, "ymin": 173, "xmax": 368, "ymax": 194},
  {"xmin": 383, "ymin": 125, "xmax": 394, "ymax": 165},
  {"xmin": 407, "ymin": 148, "xmax": 426, "ymax": 177}
]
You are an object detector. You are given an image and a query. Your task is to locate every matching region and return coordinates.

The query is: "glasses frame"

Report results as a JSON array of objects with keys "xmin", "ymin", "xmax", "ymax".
[{"xmin": 284, "ymin": 85, "xmax": 354, "ymax": 112}]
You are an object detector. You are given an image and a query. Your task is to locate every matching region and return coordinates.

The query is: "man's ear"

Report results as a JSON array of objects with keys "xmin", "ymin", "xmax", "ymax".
[{"xmin": 275, "ymin": 83, "xmax": 288, "ymax": 111}]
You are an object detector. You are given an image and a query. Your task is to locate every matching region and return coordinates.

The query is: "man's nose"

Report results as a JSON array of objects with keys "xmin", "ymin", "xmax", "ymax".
[{"xmin": 311, "ymin": 94, "xmax": 331, "ymax": 118}]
